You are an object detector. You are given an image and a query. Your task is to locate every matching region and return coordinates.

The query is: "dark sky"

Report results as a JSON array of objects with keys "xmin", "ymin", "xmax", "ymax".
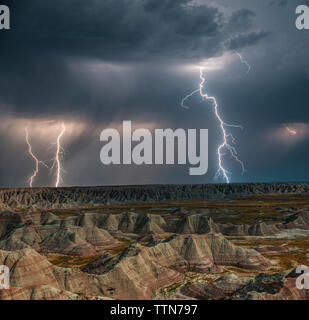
[{"xmin": 0, "ymin": 0, "xmax": 308, "ymax": 187}]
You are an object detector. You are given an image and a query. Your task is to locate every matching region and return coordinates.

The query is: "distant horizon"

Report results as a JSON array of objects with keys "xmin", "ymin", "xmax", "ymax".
[{"xmin": 1, "ymin": 180, "xmax": 309, "ymax": 191}]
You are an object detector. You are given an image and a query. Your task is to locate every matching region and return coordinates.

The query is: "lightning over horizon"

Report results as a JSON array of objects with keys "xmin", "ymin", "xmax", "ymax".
[
  {"xmin": 25, "ymin": 122, "xmax": 67, "ymax": 188},
  {"xmin": 53, "ymin": 123, "xmax": 66, "ymax": 188},
  {"xmin": 181, "ymin": 68, "xmax": 245, "ymax": 183},
  {"xmin": 25, "ymin": 127, "xmax": 48, "ymax": 187}
]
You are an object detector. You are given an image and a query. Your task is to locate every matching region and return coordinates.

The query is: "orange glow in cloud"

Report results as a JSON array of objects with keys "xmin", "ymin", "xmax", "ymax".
[
  {"xmin": 266, "ymin": 123, "xmax": 309, "ymax": 143},
  {"xmin": 286, "ymin": 126, "xmax": 297, "ymax": 136}
]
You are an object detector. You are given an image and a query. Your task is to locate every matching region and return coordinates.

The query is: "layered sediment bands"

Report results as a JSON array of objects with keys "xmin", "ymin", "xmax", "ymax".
[
  {"xmin": 219, "ymin": 222, "xmax": 280, "ymax": 236},
  {"xmin": 0, "ymin": 209, "xmax": 286, "ymax": 255},
  {"xmin": 1, "ymin": 184, "xmax": 308, "ymax": 300},
  {"xmin": 84, "ymin": 247, "xmax": 185, "ymax": 299},
  {"xmin": 181, "ymin": 273, "xmax": 248, "ymax": 299},
  {"xmin": 0, "ymin": 211, "xmax": 22, "ymax": 238},
  {"xmin": 171, "ymin": 214, "xmax": 280, "ymax": 236},
  {"xmin": 84, "ymin": 234, "xmax": 271, "ymax": 280},
  {"xmin": 98, "ymin": 212, "xmax": 167, "ymax": 234},
  {"xmin": 0, "ymin": 211, "xmax": 168, "ymax": 255},
  {"xmin": 181, "ymin": 270, "xmax": 309, "ymax": 300},
  {"xmin": 171, "ymin": 215, "xmax": 221, "ymax": 234},
  {"xmin": 0, "ymin": 248, "xmax": 59, "ymax": 288},
  {"xmin": 1, "ymin": 183, "xmax": 308, "ymax": 208},
  {"xmin": 39, "ymin": 226, "xmax": 116, "ymax": 256},
  {"xmin": 0, "ymin": 225, "xmax": 117, "ymax": 256},
  {"xmin": 78, "ymin": 234, "xmax": 270, "ymax": 299},
  {"xmin": 0, "ymin": 248, "xmax": 113, "ymax": 300},
  {"xmin": 0, "ymin": 285, "xmax": 81, "ymax": 300},
  {"xmin": 0, "ymin": 210, "xmax": 167, "ymax": 255},
  {"xmin": 0, "ymin": 210, "xmax": 118, "ymax": 255},
  {"xmin": 0, "ymin": 247, "xmax": 290, "ymax": 300},
  {"xmin": 283, "ymin": 211, "xmax": 309, "ymax": 229}
]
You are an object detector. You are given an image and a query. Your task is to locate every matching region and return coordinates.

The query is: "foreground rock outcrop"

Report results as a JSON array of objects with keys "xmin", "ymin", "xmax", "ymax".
[
  {"xmin": 81, "ymin": 234, "xmax": 271, "ymax": 299},
  {"xmin": 0, "ymin": 231, "xmax": 271, "ymax": 300},
  {"xmin": 0, "ymin": 248, "xmax": 113, "ymax": 300},
  {"xmin": 181, "ymin": 269, "xmax": 309, "ymax": 300},
  {"xmin": 85, "ymin": 234, "xmax": 271, "ymax": 274}
]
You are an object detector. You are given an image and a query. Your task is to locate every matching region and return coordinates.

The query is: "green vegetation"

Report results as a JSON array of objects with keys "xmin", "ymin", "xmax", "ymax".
[{"xmin": 43, "ymin": 253, "xmax": 101, "ymax": 268}]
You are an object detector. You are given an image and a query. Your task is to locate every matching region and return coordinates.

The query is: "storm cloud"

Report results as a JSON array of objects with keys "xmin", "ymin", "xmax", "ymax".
[
  {"xmin": 3, "ymin": 0, "xmax": 266, "ymax": 59},
  {"xmin": 0, "ymin": 0, "xmax": 308, "ymax": 187}
]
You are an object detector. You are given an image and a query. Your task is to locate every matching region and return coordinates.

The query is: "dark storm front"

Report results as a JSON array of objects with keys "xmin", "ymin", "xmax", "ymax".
[{"xmin": 100, "ymin": 121, "xmax": 209, "ymax": 176}]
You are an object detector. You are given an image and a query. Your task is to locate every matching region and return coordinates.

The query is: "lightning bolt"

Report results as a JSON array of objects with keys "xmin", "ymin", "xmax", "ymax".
[
  {"xmin": 52, "ymin": 123, "xmax": 66, "ymax": 187},
  {"xmin": 25, "ymin": 127, "xmax": 48, "ymax": 187},
  {"xmin": 181, "ymin": 89, "xmax": 200, "ymax": 109},
  {"xmin": 234, "ymin": 50, "xmax": 251, "ymax": 74},
  {"xmin": 181, "ymin": 68, "xmax": 245, "ymax": 183}
]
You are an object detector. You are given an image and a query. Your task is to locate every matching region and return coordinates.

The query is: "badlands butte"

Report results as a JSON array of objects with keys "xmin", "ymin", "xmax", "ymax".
[{"xmin": 0, "ymin": 182, "xmax": 309, "ymax": 300}]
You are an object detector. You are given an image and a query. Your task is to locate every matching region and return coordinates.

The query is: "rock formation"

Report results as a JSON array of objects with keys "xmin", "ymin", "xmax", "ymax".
[
  {"xmin": 1, "ymin": 183, "xmax": 308, "ymax": 209},
  {"xmin": 0, "ymin": 210, "xmax": 118, "ymax": 255},
  {"xmin": 0, "ymin": 248, "xmax": 113, "ymax": 300},
  {"xmin": 0, "ymin": 183, "xmax": 308, "ymax": 300},
  {"xmin": 181, "ymin": 269, "xmax": 309, "ymax": 300},
  {"xmin": 283, "ymin": 211, "xmax": 309, "ymax": 229},
  {"xmin": 219, "ymin": 222, "xmax": 280, "ymax": 236},
  {"xmin": 82, "ymin": 234, "xmax": 271, "ymax": 299}
]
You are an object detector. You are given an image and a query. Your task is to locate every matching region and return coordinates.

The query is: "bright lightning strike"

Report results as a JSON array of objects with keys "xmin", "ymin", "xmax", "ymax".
[
  {"xmin": 234, "ymin": 50, "xmax": 251, "ymax": 74},
  {"xmin": 53, "ymin": 123, "xmax": 66, "ymax": 188},
  {"xmin": 25, "ymin": 127, "xmax": 48, "ymax": 187},
  {"xmin": 181, "ymin": 68, "xmax": 245, "ymax": 183}
]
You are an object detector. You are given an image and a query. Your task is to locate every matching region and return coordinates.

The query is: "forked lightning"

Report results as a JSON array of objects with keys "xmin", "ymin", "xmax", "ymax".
[
  {"xmin": 25, "ymin": 123, "xmax": 67, "ymax": 187},
  {"xmin": 25, "ymin": 127, "xmax": 48, "ymax": 187},
  {"xmin": 53, "ymin": 123, "xmax": 66, "ymax": 188},
  {"xmin": 181, "ymin": 68, "xmax": 245, "ymax": 183},
  {"xmin": 234, "ymin": 50, "xmax": 251, "ymax": 74}
]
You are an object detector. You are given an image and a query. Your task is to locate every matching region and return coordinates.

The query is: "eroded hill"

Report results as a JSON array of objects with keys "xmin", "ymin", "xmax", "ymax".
[{"xmin": 0, "ymin": 183, "xmax": 309, "ymax": 300}]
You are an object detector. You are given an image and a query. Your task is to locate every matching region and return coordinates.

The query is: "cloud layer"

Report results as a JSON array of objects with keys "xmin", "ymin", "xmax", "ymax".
[{"xmin": 0, "ymin": 0, "xmax": 308, "ymax": 187}]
